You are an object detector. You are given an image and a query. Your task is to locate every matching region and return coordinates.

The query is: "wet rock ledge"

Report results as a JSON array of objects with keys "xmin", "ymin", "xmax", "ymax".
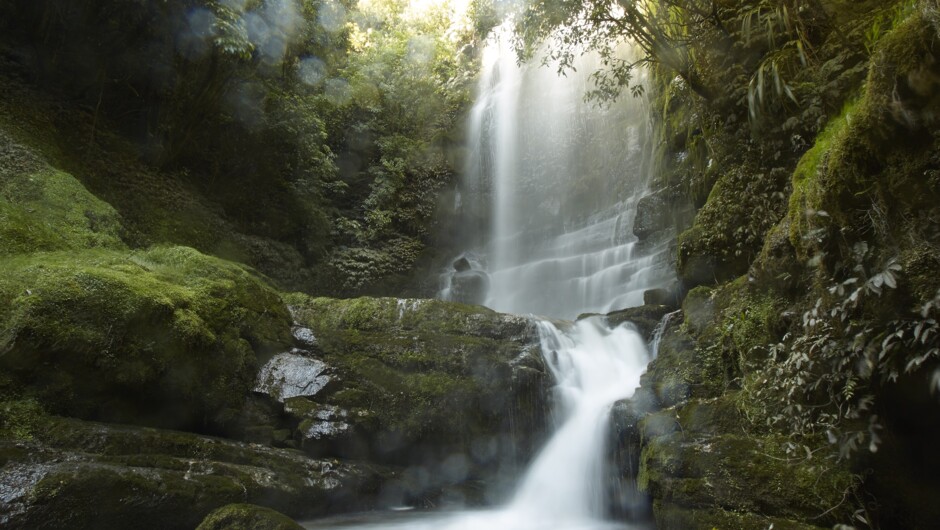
[{"xmin": 1, "ymin": 290, "xmax": 551, "ymax": 528}]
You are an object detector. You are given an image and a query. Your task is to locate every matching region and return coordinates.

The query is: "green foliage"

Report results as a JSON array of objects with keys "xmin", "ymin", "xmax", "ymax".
[
  {"xmin": 740, "ymin": 7, "xmax": 940, "ymax": 462},
  {"xmin": 0, "ymin": 0, "xmax": 480, "ymax": 296},
  {"xmin": 862, "ymin": 0, "xmax": 917, "ymax": 56},
  {"xmin": 746, "ymin": 251, "xmax": 939, "ymax": 459},
  {"xmin": 741, "ymin": 0, "xmax": 818, "ymax": 122}
]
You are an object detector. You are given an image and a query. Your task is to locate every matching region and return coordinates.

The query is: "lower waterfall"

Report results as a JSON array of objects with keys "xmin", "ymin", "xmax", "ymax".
[{"xmin": 304, "ymin": 318, "xmax": 651, "ymax": 530}]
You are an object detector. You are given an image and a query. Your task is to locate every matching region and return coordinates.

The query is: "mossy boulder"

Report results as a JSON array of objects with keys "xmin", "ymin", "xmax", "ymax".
[
  {"xmin": 639, "ymin": 430, "xmax": 853, "ymax": 527},
  {"xmin": 286, "ymin": 295, "xmax": 535, "ymax": 341},
  {"xmin": 0, "ymin": 414, "xmax": 387, "ymax": 530},
  {"xmin": 0, "ymin": 246, "xmax": 292, "ymax": 430},
  {"xmin": 276, "ymin": 294, "xmax": 549, "ymax": 502},
  {"xmin": 196, "ymin": 504, "xmax": 303, "ymax": 530}
]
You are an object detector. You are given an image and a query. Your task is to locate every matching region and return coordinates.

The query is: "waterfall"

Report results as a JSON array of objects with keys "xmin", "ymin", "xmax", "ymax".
[
  {"xmin": 446, "ymin": 25, "xmax": 674, "ymax": 320},
  {"xmin": 305, "ymin": 318, "xmax": 651, "ymax": 530},
  {"xmin": 649, "ymin": 310, "xmax": 681, "ymax": 360},
  {"xmin": 507, "ymin": 319, "xmax": 650, "ymax": 523},
  {"xmin": 308, "ymin": 23, "xmax": 668, "ymax": 530}
]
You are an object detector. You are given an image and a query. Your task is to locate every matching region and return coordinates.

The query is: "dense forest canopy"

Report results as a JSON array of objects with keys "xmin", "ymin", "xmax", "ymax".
[{"xmin": 0, "ymin": 0, "xmax": 487, "ymax": 295}]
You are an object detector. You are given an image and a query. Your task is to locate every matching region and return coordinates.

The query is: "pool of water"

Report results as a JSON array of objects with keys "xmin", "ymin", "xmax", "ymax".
[{"xmin": 301, "ymin": 508, "xmax": 647, "ymax": 530}]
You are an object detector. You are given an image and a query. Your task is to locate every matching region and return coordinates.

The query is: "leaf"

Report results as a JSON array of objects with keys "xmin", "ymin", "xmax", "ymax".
[
  {"xmin": 757, "ymin": 64, "xmax": 765, "ymax": 104},
  {"xmin": 884, "ymin": 271, "xmax": 897, "ymax": 289}
]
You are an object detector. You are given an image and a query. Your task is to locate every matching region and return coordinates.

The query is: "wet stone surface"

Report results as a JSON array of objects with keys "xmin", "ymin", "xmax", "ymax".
[{"xmin": 254, "ymin": 350, "xmax": 332, "ymax": 402}]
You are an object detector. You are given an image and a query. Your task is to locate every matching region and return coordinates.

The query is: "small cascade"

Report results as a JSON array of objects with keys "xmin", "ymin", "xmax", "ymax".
[
  {"xmin": 649, "ymin": 310, "xmax": 681, "ymax": 360},
  {"xmin": 508, "ymin": 319, "xmax": 650, "ymax": 523},
  {"xmin": 304, "ymin": 318, "xmax": 651, "ymax": 530}
]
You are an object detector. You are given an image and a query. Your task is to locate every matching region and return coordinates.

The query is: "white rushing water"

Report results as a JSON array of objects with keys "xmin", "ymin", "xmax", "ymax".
[
  {"xmin": 450, "ymin": 25, "xmax": 674, "ymax": 319},
  {"xmin": 305, "ymin": 318, "xmax": 651, "ymax": 530}
]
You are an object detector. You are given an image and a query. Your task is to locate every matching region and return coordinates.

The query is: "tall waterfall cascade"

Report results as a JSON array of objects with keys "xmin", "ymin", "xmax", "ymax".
[
  {"xmin": 308, "ymin": 24, "xmax": 666, "ymax": 530},
  {"xmin": 444, "ymin": 25, "xmax": 674, "ymax": 320}
]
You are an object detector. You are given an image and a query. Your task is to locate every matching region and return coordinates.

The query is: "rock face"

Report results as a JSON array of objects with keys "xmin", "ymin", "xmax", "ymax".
[
  {"xmin": 633, "ymin": 187, "xmax": 694, "ymax": 243},
  {"xmin": 595, "ymin": 304, "xmax": 675, "ymax": 341},
  {"xmin": 607, "ymin": 307, "xmax": 854, "ymax": 529},
  {"xmin": 617, "ymin": 10, "xmax": 940, "ymax": 530},
  {"xmin": 450, "ymin": 269, "xmax": 490, "ymax": 305},
  {"xmin": 244, "ymin": 294, "xmax": 552, "ymax": 504},
  {"xmin": 0, "ymin": 415, "xmax": 387, "ymax": 530}
]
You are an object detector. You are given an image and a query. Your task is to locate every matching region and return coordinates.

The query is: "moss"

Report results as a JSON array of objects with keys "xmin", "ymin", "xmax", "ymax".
[
  {"xmin": 0, "ymin": 130, "xmax": 125, "ymax": 255},
  {"xmin": 639, "ymin": 313, "xmax": 725, "ymax": 409},
  {"xmin": 280, "ymin": 294, "xmax": 544, "ymax": 468},
  {"xmin": 284, "ymin": 294, "xmax": 533, "ymax": 340},
  {"xmin": 0, "ymin": 246, "xmax": 291, "ymax": 429},
  {"xmin": 710, "ymin": 282, "xmax": 788, "ymax": 373},
  {"xmin": 750, "ymin": 218, "xmax": 802, "ymax": 295},
  {"xmin": 0, "ymin": 398, "xmax": 45, "ymax": 440},
  {"xmin": 639, "ymin": 432, "xmax": 854, "ymax": 525},
  {"xmin": 681, "ymin": 286, "xmax": 716, "ymax": 337},
  {"xmin": 197, "ymin": 504, "xmax": 303, "ymax": 530},
  {"xmin": 313, "ymin": 328, "xmax": 511, "ymax": 441},
  {"xmin": 788, "ymin": 10, "xmax": 940, "ymax": 263},
  {"xmin": 677, "ymin": 163, "xmax": 791, "ymax": 288},
  {"xmin": 674, "ymin": 395, "xmax": 746, "ymax": 436},
  {"xmin": 652, "ymin": 501, "xmax": 827, "ymax": 530},
  {"xmin": 787, "ymin": 96, "xmax": 861, "ymax": 260},
  {"xmin": 19, "ymin": 461, "xmax": 244, "ymax": 530},
  {"xmin": 0, "ymin": 169, "xmax": 125, "ymax": 255},
  {"xmin": 0, "ymin": 73, "xmax": 321, "ymax": 292}
]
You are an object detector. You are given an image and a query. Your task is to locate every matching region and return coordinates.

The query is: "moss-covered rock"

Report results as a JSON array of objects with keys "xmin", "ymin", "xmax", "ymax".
[
  {"xmin": 277, "ymin": 294, "xmax": 549, "ymax": 502},
  {"xmin": 639, "ymin": 431, "xmax": 853, "ymax": 526},
  {"xmin": 636, "ymin": 312, "xmax": 724, "ymax": 410},
  {"xmin": 677, "ymin": 164, "xmax": 791, "ymax": 288},
  {"xmin": 652, "ymin": 501, "xmax": 827, "ymax": 530},
  {"xmin": 787, "ymin": 10, "xmax": 940, "ymax": 265},
  {"xmin": 0, "ymin": 130, "xmax": 124, "ymax": 255},
  {"xmin": 0, "ymin": 414, "xmax": 387, "ymax": 530},
  {"xmin": 0, "ymin": 246, "xmax": 292, "ymax": 430},
  {"xmin": 196, "ymin": 504, "xmax": 303, "ymax": 530},
  {"xmin": 284, "ymin": 295, "xmax": 535, "ymax": 342}
]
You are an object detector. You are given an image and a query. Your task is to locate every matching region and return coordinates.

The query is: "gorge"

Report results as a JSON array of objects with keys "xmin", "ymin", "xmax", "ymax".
[{"xmin": 2, "ymin": 1, "xmax": 940, "ymax": 529}]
